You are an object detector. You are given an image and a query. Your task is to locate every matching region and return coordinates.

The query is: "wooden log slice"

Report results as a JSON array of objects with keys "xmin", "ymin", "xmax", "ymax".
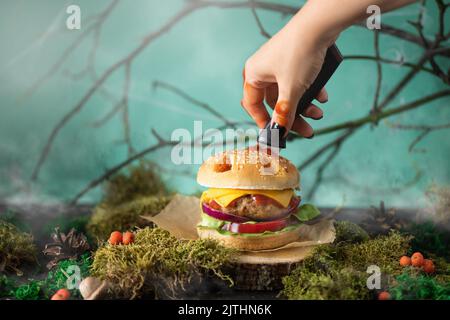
[{"xmin": 225, "ymin": 245, "xmax": 316, "ymax": 291}]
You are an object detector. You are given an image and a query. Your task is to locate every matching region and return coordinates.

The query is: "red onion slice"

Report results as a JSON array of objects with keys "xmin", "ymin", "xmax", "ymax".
[{"xmin": 202, "ymin": 203, "xmax": 250, "ymax": 223}]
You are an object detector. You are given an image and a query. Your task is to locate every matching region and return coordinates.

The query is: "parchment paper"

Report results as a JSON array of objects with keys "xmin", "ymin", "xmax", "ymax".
[{"xmin": 142, "ymin": 194, "xmax": 335, "ymax": 265}]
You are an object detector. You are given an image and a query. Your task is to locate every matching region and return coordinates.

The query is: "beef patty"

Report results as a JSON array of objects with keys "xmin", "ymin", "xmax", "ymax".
[{"xmin": 211, "ymin": 195, "xmax": 300, "ymax": 221}]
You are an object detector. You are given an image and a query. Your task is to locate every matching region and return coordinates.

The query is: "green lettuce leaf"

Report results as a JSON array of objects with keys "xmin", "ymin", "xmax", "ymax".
[
  {"xmin": 198, "ymin": 213, "xmax": 225, "ymax": 229},
  {"xmin": 197, "ymin": 213, "xmax": 302, "ymax": 238},
  {"xmin": 197, "ymin": 203, "xmax": 321, "ymax": 238},
  {"xmin": 292, "ymin": 204, "xmax": 321, "ymax": 222}
]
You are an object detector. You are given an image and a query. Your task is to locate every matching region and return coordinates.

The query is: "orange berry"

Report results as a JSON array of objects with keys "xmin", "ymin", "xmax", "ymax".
[
  {"xmin": 378, "ymin": 291, "xmax": 391, "ymax": 300},
  {"xmin": 411, "ymin": 252, "xmax": 424, "ymax": 267},
  {"xmin": 55, "ymin": 288, "xmax": 70, "ymax": 300},
  {"xmin": 399, "ymin": 256, "xmax": 411, "ymax": 267},
  {"xmin": 51, "ymin": 294, "xmax": 65, "ymax": 300},
  {"xmin": 51, "ymin": 288, "xmax": 70, "ymax": 301},
  {"xmin": 122, "ymin": 231, "xmax": 135, "ymax": 245},
  {"xmin": 423, "ymin": 259, "xmax": 435, "ymax": 274},
  {"xmin": 109, "ymin": 231, "xmax": 123, "ymax": 245}
]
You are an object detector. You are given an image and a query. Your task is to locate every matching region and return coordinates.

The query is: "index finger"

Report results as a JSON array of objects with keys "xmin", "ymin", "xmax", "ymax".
[{"xmin": 241, "ymin": 81, "xmax": 270, "ymax": 128}]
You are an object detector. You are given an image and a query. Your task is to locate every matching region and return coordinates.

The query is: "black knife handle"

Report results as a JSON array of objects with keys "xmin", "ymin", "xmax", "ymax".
[
  {"xmin": 257, "ymin": 44, "xmax": 343, "ymax": 149},
  {"xmin": 297, "ymin": 44, "xmax": 343, "ymax": 115}
]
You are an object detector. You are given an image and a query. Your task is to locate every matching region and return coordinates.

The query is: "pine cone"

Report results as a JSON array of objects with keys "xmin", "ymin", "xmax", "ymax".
[{"xmin": 43, "ymin": 228, "xmax": 90, "ymax": 269}]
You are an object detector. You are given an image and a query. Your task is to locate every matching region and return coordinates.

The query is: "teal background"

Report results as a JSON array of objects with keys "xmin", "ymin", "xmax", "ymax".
[{"xmin": 0, "ymin": 0, "xmax": 448, "ymax": 207}]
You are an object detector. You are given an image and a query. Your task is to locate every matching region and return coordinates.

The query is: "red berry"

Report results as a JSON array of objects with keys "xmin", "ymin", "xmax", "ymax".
[
  {"xmin": 399, "ymin": 256, "xmax": 411, "ymax": 267},
  {"xmin": 51, "ymin": 288, "xmax": 70, "ymax": 300},
  {"xmin": 56, "ymin": 288, "xmax": 70, "ymax": 299},
  {"xmin": 423, "ymin": 259, "xmax": 435, "ymax": 274},
  {"xmin": 122, "ymin": 231, "xmax": 134, "ymax": 245},
  {"xmin": 378, "ymin": 291, "xmax": 391, "ymax": 300},
  {"xmin": 411, "ymin": 252, "xmax": 424, "ymax": 267},
  {"xmin": 109, "ymin": 231, "xmax": 123, "ymax": 245}
]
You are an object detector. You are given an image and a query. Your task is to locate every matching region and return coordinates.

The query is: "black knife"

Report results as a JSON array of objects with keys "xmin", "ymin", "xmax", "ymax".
[{"xmin": 257, "ymin": 44, "xmax": 343, "ymax": 148}]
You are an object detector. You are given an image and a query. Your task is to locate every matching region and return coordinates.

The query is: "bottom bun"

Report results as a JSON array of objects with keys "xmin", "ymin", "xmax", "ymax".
[{"xmin": 196, "ymin": 225, "xmax": 301, "ymax": 251}]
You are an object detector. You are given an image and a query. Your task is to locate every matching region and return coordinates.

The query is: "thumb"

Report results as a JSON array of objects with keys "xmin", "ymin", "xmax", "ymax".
[{"xmin": 271, "ymin": 83, "xmax": 304, "ymax": 136}]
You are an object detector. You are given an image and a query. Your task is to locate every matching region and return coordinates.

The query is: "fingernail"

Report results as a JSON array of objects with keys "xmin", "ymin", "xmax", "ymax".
[
  {"xmin": 271, "ymin": 122, "xmax": 286, "ymax": 138},
  {"xmin": 305, "ymin": 132, "xmax": 314, "ymax": 139}
]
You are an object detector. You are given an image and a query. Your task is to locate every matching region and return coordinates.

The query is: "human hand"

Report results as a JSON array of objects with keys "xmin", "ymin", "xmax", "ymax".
[
  {"xmin": 241, "ymin": 13, "xmax": 337, "ymax": 138},
  {"xmin": 241, "ymin": 0, "xmax": 416, "ymax": 138}
]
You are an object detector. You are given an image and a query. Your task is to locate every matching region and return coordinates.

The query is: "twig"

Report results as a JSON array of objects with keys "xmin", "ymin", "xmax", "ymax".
[
  {"xmin": 388, "ymin": 121, "xmax": 450, "ymax": 152},
  {"xmin": 326, "ymin": 166, "xmax": 422, "ymax": 196},
  {"xmin": 371, "ymin": 30, "xmax": 383, "ymax": 119},
  {"xmin": 91, "ymin": 101, "xmax": 124, "ymax": 128},
  {"xmin": 407, "ymin": 0, "xmax": 449, "ymax": 84},
  {"xmin": 25, "ymin": 0, "xmax": 450, "ymax": 203},
  {"xmin": 122, "ymin": 63, "xmax": 134, "ymax": 155},
  {"xmin": 249, "ymin": 1, "xmax": 271, "ymax": 38},
  {"xmin": 298, "ymin": 129, "xmax": 354, "ymax": 171},
  {"xmin": 306, "ymin": 143, "xmax": 343, "ymax": 200},
  {"xmin": 152, "ymin": 80, "xmax": 236, "ymax": 127},
  {"xmin": 377, "ymin": 52, "xmax": 429, "ymax": 111},
  {"xmin": 294, "ymin": 89, "xmax": 450, "ymax": 138},
  {"xmin": 23, "ymin": 0, "xmax": 119, "ymax": 98},
  {"xmin": 344, "ymin": 55, "xmax": 435, "ymax": 75},
  {"xmin": 31, "ymin": 2, "xmax": 208, "ymax": 181},
  {"xmin": 69, "ymin": 123, "xmax": 242, "ymax": 204}
]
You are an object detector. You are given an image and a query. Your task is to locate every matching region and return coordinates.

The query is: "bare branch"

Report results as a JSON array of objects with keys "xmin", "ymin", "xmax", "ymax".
[
  {"xmin": 23, "ymin": 0, "xmax": 119, "ymax": 98},
  {"xmin": 250, "ymin": 1, "xmax": 271, "ymax": 38},
  {"xmin": 344, "ymin": 55, "xmax": 435, "ymax": 75},
  {"xmin": 294, "ymin": 89, "xmax": 450, "ymax": 138},
  {"xmin": 91, "ymin": 101, "xmax": 124, "ymax": 128},
  {"xmin": 122, "ymin": 63, "xmax": 134, "ymax": 155},
  {"xmin": 307, "ymin": 143, "xmax": 342, "ymax": 200},
  {"xmin": 371, "ymin": 30, "xmax": 383, "ymax": 118},
  {"xmin": 387, "ymin": 120, "xmax": 450, "ymax": 153},
  {"xmin": 152, "ymin": 80, "xmax": 236, "ymax": 127},
  {"xmin": 298, "ymin": 129, "xmax": 354, "ymax": 171},
  {"xmin": 69, "ymin": 123, "xmax": 243, "ymax": 204},
  {"xmin": 31, "ymin": 2, "xmax": 209, "ymax": 181}
]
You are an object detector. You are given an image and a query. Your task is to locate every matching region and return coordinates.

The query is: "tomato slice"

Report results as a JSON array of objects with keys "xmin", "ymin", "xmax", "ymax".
[{"xmin": 223, "ymin": 218, "xmax": 289, "ymax": 234}]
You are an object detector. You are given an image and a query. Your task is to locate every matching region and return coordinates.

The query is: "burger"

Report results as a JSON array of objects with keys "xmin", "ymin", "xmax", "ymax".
[{"xmin": 196, "ymin": 148, "xmax": 320, "ymax": 250}]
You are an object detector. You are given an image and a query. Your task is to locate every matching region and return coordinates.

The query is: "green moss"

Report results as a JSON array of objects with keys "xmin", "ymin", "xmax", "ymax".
[
  {"xmin": 6, "ymin": 254, "xmax": 92, "ymax": 300},
  {"xmin": 14, "ymin": 280, "xmax": 46, "ymax": 300},
  {"xmin": 334, "ymin": 221, "xmax": 370, "ymax": 244},
  {"xmin": 0, "ymin": 220, "xmax": 38, "ymax": 275},
  {"xmin": 87, "ymin": 196, "xmax": 171, "ymax": 240},
  {"xmin": 0, "ymin": 274, "xmax": 16, "ymax": 298},
  {"xmin": 282, "ymin": 268, "xmax": 370, "ymax": 300},
  {"xmin": 404, "ymin": 221, "xmax": 450, "ymax": 259},
  {"xmin": 91, "ymin": 227, "xmax": 235, "ymax": 299},
  {"xmin": 46, "ymin": 253, "xmax": 91, "ymax": 298},
  {"xmin": 389, "ymin": 268, "xmax": 450, "ymax": 300},
  {"xmin": 281, "ymin": 230, "xmax": 412, "ymax": 300},
  {"xmin": 343, "ymin": 231, "xmax": 411, "ymax": 275},
  {"xmin": 103, "ymin": 161, "xmax": 168, "ymax": 206}
]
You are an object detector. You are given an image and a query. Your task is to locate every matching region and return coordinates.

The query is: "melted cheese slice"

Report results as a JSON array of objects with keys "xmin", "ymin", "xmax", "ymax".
[{"xmin": 201, "ymin": 188, "xmax": 294, "ymax": 208}]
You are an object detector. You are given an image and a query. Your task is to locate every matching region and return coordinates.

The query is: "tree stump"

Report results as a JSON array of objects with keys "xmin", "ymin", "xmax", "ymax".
[{"xmin": 226, "ymin": 245, "xmax": 316, "ymax": 290}]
